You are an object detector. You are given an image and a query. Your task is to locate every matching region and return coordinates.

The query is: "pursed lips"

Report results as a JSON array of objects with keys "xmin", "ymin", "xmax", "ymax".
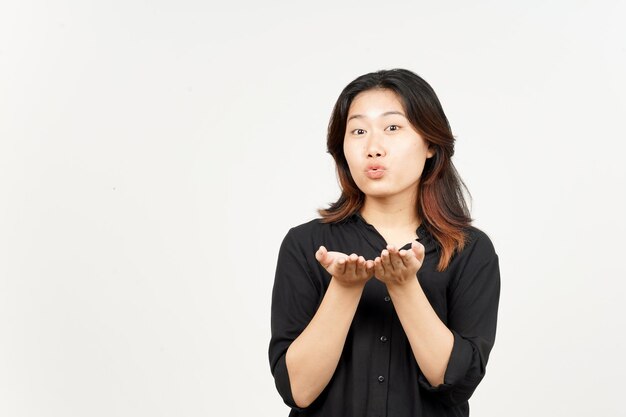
[
  {"xmin": 366, "ymin": 164, "xmax": 386, "ymax": 172},
  {"xmin": 365, "ymin": 165, "xmax": 386, "ymax": 179}
]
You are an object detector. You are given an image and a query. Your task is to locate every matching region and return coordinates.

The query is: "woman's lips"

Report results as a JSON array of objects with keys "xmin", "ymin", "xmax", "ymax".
[{"xmin": 365, "ymin": 168, "xmax": 386, "ymax": 179}]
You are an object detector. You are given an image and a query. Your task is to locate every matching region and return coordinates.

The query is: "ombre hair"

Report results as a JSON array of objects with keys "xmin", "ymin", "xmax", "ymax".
[{"xmin": 319, "ymin": 69, "xmax": 472, "ymax": 272}]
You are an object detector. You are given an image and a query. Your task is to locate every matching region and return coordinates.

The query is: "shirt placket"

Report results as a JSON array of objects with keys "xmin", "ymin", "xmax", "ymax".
[
  {"xmin": 365, "ymin": 286, "xmax": 393, "ymax": 417},
  {"xmin": 354, "ymin": 214, "xmax": 400, "ymax": 417}
]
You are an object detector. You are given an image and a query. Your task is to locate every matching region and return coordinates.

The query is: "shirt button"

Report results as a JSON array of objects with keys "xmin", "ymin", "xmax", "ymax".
[
  {"xmin": 384, "ymin": 296, "xmax": 391, "ymax": 302},
  {"xmin": 378, "ymin": 375, "xmax": 385, "ymax": 383},
  {"xmin": 380, "ymin": 336, "xmax": 388, "ymax": 343}
]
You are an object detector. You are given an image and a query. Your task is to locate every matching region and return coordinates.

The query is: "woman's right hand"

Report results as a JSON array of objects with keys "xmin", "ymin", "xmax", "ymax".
[{"xmin": 315, "ymin": 246, "xmax": 374, "ymax": 288}]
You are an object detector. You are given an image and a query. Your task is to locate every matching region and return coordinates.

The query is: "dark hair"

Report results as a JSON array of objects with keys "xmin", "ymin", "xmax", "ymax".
[{"xmin": 319, "ymin": 68, "xmax": 472, "ymax": 271}]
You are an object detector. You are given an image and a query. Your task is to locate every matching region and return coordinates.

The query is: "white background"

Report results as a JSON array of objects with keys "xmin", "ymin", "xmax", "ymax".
[{"xmin": 1, "ymin": 1, "xmax": 625, "ymax": 416}]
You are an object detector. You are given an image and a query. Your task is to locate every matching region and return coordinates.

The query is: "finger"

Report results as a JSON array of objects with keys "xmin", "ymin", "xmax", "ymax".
[
  {"xmin": 387, "ymin": 245, "xmax": 404, "ymax": 270},
  {"xmin": 344, "ymin": 253, "xmax": 358, "ymax": 276},
  {"xmin": 355, "ymin": 256, "xmax": 367, "ymax": 277},
  {"xmin": 374, "ymin": 256, "xmax": 385, "ymax": 278},
  {"xmin": 381, "ymin": 249, "xmax": 393, "ymax": 271},
  {"xmin": 411, "ymin": 241, "xmax": 425, "ymax": 262},
  {"xmin": 398, "ymin": 249, "xmax": 411, "ymax": 267},
  {"xmin": 401, "ymin": 248, "xmax": 420, "ymax": 270},
  {"xmin": 315, "ymin": 245, "xmax": 326, "ymax": 261},
  {"xmin": 315, "ymin": 246, "xmax": 331, "ymax": 268},
  {"xmin": 365, "ymin": 259, "xmax": 375, "ymax": 276},
  {"xmin": 335, "ymin": 256, "xmax": 347, "ymax": 276}
]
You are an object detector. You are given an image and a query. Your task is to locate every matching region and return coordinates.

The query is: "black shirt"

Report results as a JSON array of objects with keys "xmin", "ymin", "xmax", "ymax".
[{"xmin": 269, "ymin": 213, "xmax": 500, "ymax": 417}]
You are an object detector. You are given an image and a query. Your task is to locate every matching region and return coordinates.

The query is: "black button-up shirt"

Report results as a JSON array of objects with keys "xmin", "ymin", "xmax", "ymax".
[{"xmin": 269, "ymin": 213, "xmax": 500, "ymax": 417}]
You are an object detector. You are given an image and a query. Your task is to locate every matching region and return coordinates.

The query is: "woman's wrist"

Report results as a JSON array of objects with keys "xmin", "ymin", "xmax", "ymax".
[
  {"xmin": 386, "ymin": 275, "xmax": 421, "ymax": 295},
  {"xmin": 330, "ymin": 276, "xmax": 369, "ymax": 293}
]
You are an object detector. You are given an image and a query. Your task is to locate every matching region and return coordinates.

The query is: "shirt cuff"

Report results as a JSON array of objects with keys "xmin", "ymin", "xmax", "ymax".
[
  {"xmin": 273, "ymin": 353, "xmax": 306, "ymax": 411},
  {"xmin": 418, "ymin": 329, "xmax": 482, "ymax": 404}
]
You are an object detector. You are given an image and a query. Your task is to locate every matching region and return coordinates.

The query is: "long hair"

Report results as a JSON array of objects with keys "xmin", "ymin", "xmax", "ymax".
[{"xmin": 319, "ymin": 69, "xmax": 472, "ymax": 271}]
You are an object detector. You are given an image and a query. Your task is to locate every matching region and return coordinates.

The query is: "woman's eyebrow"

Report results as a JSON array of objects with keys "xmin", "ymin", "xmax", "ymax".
[{"xmin": 347, "ymin": 111, "xmax": 406, "ymax": 121}]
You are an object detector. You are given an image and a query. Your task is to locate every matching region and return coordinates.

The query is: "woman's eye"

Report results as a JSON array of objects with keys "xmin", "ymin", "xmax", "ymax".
[
  {"xmin": 351, "ymin": 128, "xmax": 366, "ymax": 135},
  {"xmin": 386, "ymin": 125, "xmax": 400, "ymax": 131}
]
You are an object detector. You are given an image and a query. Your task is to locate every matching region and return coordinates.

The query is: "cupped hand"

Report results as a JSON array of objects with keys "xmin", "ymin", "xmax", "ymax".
[
  {"xmin": 373, "ymin": 241, "xmax": 425, "ymax": 286},
  {"xmin": 315, "ymin": 246, "xmax": 374, "ymax": 288}
]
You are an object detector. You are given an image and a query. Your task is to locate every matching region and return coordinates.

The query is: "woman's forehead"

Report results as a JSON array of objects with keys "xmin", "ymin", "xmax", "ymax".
[{"xmin": 347, "ymin": 89, "xmax": 406, "ymax": 120}]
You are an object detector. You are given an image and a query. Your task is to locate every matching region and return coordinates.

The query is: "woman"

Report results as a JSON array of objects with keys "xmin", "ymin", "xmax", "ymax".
[{"xmin": 269, "ymin": 69, "xmax": 500, "ymax": 417}]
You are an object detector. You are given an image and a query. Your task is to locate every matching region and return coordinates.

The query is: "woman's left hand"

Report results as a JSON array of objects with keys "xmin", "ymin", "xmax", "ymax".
[{"xmin": 373, "ymin": 241, "xmax": 425, "ymax": 287}]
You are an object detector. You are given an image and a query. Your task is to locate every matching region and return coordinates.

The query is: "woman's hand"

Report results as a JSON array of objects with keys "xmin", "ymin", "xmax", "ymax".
[
  {"xmin": 315, "ymin": 246, "xmax": 374, "ymax": 289},
  {"xmin": 373, "ymin": 241, "xmax": 425, "ymax": 287}
]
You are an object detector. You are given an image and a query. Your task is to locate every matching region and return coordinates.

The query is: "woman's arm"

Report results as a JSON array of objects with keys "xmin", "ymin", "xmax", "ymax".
[
  {"xmin": 386, "ymin": 276, "xmax": 454, "ymax": 386},
  {"xmin": 374, "ymin": 238, "xmax": 500, "ymax": 406},
  {"xmin": 374, "ymin": 242, "xmax": 453, "ymax": 386},
  {"xmin": 286, "ymin": 248, "xmax": 373, "ymax": 408},
  {"xmin": 286, "ymin": 277, "xmax": 364, "ymax": 408}
]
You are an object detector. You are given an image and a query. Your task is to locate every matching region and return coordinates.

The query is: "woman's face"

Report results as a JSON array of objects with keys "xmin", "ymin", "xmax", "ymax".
[{"xmin": 343, "ymin": 88, "xmax": 434, "ymax": 202}]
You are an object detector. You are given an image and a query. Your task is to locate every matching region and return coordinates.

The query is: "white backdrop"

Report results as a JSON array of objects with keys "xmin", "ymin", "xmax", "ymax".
[{"xmin": 1, "ymin": 1, "xmax": 625, "ymax": 416}]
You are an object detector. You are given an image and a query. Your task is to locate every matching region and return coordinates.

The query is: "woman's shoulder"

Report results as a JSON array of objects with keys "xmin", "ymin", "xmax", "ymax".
[
  {"xmin": 287, "ymin": 216, "xmax": 354, "ymax": 236},
  {"xmin": 284, "ymin": 217, "xmax": 323, "ymax": 238},
  {"xmin": 282, "ymin": 216, "xmax": 357, "ymax": 250},
  {"xmin": 458, "ymin": 224, "xmax": 499, "ymax": 262},
  {"xmin": 281, "ymin": 217, "xmax": 329, "ymax": 246},
  {"xmin": 288, "ymin": 217, "xmax": 325, "ymax": 232}
]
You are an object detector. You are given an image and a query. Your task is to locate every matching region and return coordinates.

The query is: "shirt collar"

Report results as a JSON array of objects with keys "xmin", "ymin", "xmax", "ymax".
[{"xmin": 350, "ymin": 211, "xmax": 431, "ymax": 243}]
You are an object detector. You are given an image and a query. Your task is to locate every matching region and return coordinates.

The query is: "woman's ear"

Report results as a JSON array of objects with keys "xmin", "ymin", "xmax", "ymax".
[{"xmin": 426, "ymin": 145, "xmax": 435, "ymax": 159}]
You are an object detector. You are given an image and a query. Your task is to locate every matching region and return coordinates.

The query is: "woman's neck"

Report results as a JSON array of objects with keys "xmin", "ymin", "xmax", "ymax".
[{"xmin": 360, "ymin": 195, "xmax": 420, "ymax": 231}]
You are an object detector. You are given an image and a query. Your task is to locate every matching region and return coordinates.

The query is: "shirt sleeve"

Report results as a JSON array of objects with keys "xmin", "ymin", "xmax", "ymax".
[
  {"xmin": 418, "ymin": 232, "xmax": 501, "ymax": 407},
  {"xmin": 268, "ymin": 227, "xmax": 323, "ymax": 410}
]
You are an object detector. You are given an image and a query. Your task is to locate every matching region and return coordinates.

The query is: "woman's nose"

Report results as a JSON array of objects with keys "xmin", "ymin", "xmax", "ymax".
[{"xmin": 366, "ymin": 133, "xmax": 385, "ymax": 158}]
